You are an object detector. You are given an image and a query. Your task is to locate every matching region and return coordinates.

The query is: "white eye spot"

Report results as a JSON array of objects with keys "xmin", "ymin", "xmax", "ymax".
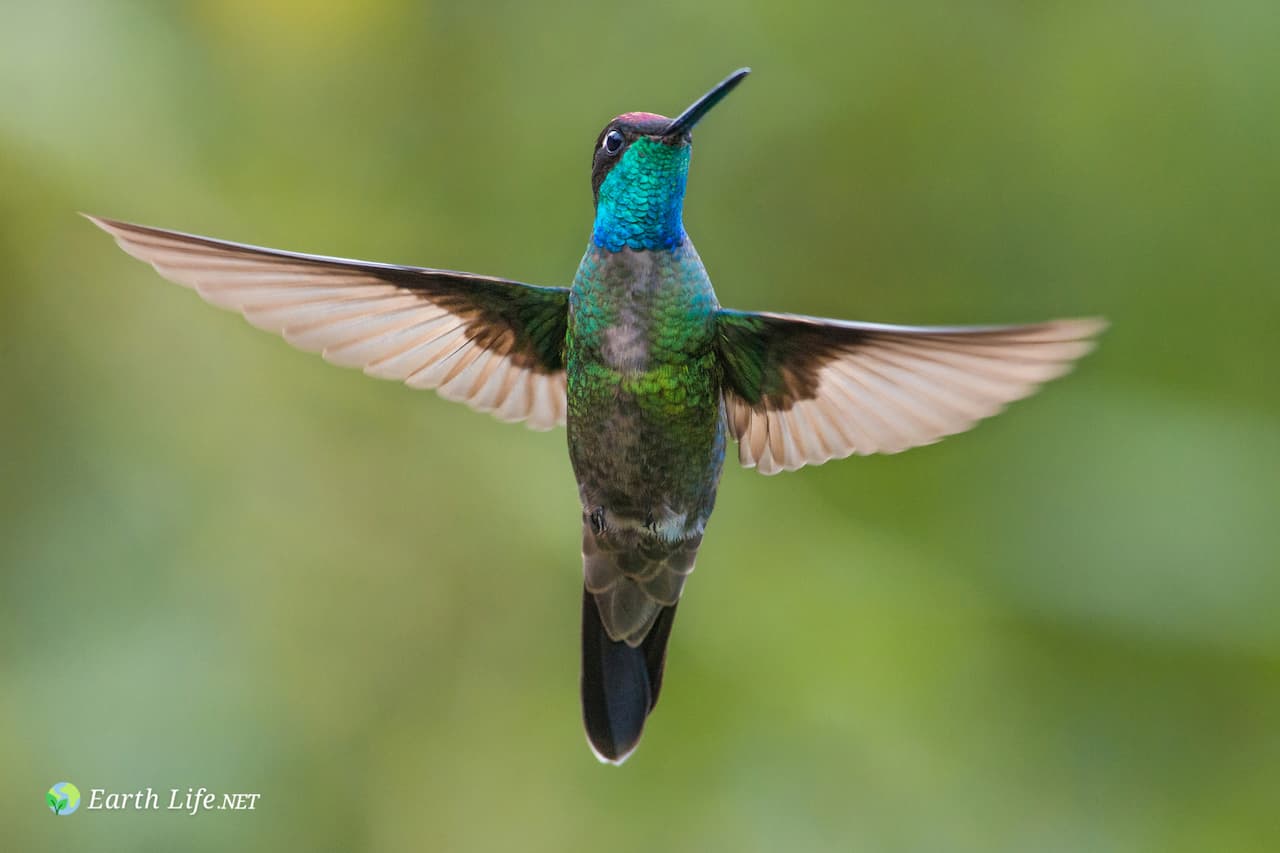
[{"xmin": 602, "ymin": 130, "xmax": 624, "ymax": 155}]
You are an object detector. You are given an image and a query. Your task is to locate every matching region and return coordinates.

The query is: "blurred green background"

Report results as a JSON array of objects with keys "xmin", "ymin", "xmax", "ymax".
[{"xmin": 2, "ymin": 1, "xmax": 1277, "ymax": 851}]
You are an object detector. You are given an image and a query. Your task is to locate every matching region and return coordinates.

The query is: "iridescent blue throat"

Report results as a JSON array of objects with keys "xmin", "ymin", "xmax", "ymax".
[{"xmin": 592, "ymin": 137, "xmax": 690, "ymax": 252}]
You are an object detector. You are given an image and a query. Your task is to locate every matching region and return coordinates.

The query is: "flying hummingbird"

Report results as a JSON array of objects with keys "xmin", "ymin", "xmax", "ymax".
[{"xmin": 86, "ymin": 68, "xmax": 1103, "ymax": 764}]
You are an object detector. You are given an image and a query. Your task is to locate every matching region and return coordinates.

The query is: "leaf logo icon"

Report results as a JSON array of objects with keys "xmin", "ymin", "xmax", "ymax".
[{"xmin": 46, "ymin": 782, "xmax": 80, "ymax": 815}]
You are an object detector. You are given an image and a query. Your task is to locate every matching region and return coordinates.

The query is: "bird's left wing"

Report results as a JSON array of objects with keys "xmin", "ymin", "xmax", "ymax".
[
  {"xmin": 717, "ymin": 309, "xmax": 1105, "ymax": 474},
  {"xmin": 87, "ymin": 215, "xmax": 570, "ymax": 429}
]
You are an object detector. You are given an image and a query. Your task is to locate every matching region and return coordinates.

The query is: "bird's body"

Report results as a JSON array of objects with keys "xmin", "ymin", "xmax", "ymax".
[
  {"xmin": 87, "ymin": 68, "xmax": 1104, "ymax": 765},
  {"xmin": 568, "ymin": 240, "xmax": 725, "ymax": 565},
  {"xmin": 570, "ymin": 215, "xmax": 724, "ymax": 612}
]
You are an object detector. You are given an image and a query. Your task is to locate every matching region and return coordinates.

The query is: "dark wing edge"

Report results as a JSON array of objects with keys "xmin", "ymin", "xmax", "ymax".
[
  {"xmin": 716, "ymin": 309, "xmax": 1107, "ymax": 474},
  {"xmin": 85, "ymin": 214, "xmax": 570, "ymax": 430}
]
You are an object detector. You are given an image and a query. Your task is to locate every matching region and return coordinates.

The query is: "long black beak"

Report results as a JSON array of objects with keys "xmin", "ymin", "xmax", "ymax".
[{"xmin": 663, "ymin": 67, "xmax": 750, "ymax": 138}]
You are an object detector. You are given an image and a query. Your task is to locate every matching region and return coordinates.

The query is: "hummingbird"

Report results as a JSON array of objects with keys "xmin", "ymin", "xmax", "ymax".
[{"xmin": 86, "ymin": 68, "xmax": 1103, "ymax": 764}]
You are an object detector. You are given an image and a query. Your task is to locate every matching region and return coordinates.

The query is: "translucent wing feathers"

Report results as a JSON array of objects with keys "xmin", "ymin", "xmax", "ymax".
[
  {"xmin": 87, "ymin": 215, "xmax": 569, "ymax": 429},
  {"xmin": 717, "ymin": 310, "xmax": 1106, "ymax": 474}
]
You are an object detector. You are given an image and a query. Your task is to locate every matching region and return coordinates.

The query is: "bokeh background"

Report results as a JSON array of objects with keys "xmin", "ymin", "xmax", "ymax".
[{"xmin": 2, "ymin": 1, "xmax": 1277, "ymax": 851}]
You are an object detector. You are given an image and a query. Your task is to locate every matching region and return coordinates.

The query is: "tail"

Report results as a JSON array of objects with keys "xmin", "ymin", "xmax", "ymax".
[
  {"xmin": 579, "ymin": 511, "xmax": 701, "ymax": 763},
  {"xmin": 580, "ymin": 586, "xmax": 678, "ymax": 764}
]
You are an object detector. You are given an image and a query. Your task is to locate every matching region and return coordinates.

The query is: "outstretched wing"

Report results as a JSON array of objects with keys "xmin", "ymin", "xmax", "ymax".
[
  {"xmin": 87, "ymin": 215, "xmax": 570, "ymax": 430},
  {"xmin": 717, "ymin": 310, "xmax": 1105, "ymax": 474}
]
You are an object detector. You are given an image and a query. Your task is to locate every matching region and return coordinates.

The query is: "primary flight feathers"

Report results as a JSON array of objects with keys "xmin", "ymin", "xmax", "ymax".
[
  {"xmin": 85, "ymin": 215, "xmax": 571, "ymax": 430},
  {"xmin": 717, "ymin": 311, "xmax": 1105, "ymax": 474},
  {"xmin": 86, "ymin": 215, "xmax": 1102, "ymax": 470}
]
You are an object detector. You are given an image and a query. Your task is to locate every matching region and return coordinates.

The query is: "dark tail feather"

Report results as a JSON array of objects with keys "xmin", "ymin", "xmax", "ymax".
[{"xmin": 580, "ymin": 586, "xmax": 678, "ymax": 764}]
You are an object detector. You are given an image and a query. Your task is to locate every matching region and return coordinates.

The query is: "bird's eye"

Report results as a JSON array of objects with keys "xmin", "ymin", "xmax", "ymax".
[{"xmin": 602, "ymin": 130, "xmax": 625, "ymax": 155}]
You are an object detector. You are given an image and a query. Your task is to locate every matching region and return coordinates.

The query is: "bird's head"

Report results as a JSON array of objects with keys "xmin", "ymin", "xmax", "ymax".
[{"xmin": 590, "ymin": 68, "xmax": 749, "ymax": 252}]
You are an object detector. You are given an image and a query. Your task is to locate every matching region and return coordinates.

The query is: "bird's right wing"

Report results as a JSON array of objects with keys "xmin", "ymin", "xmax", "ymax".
[
  {"xmin": 716, "ymin": 310, "xmax": 1105, "ymax": 474},
  {"xmin": 87, "ymin": 215, "xmax": 570, "ymax": 429}
]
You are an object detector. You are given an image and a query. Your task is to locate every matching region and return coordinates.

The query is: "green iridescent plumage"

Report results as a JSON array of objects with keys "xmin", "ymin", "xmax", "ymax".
[{"xmin": 567, "ymin": 241, "xmax": 724, "ymax": 521}]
